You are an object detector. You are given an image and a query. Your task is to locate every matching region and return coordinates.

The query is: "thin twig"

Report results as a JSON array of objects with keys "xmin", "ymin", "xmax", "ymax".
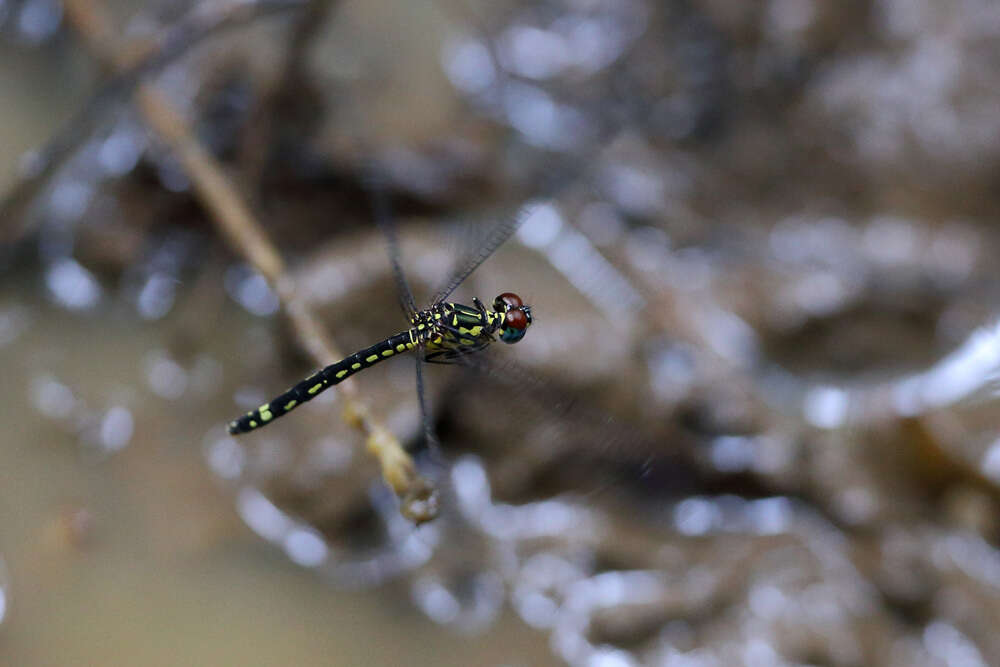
[
  {"xmin": 236, "ymin": 0, "xmax": 337, "ymax": 195},
  {"xmin": 0, "ymin": 0, "xmax": 308, "ymax": 243},
  {"xmin": 62, "ymin": 0, "xmax": 438, "ymax": 522}
]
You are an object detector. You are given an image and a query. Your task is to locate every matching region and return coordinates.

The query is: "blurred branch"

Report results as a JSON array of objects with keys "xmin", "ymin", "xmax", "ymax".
[
  {"xmin": 61, "ymin": 0, "xmax": 438, "ymax": 523},
  {"xmin": 0, "ymin": 0, "xmax": 306, "ymax": 242},
  {"xmin": 237, "ymin": 0, "xmax": 337, "ymax": 194}
]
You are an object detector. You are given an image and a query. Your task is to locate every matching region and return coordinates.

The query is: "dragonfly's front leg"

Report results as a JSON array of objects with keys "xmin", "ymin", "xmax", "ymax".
[{"xmin": 472, "ymin": 297, "xmax": 499, "ymax": 338}]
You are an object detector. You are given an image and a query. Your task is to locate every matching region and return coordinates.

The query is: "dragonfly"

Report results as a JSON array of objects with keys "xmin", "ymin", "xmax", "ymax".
[{"xmin": 227, "ymin": 202, "xmax": 533, "ymax": 437}]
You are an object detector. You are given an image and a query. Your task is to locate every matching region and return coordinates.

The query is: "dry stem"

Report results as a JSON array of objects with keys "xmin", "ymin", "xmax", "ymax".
[{"xmin": 62, "ymin": 0, "xmax": 437, "ymax": 523}]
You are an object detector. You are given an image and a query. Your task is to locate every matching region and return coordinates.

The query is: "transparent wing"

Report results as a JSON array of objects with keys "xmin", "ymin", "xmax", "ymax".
[
  {"xmin": 429, "ymin": 209, "xmax": 528, "ymax": 306},
  {"xmin": 365, "ymin": 170, "xmax": 418, "ymax": 318},
  {"xmin": 445, "ymin": 350, "xmax": 672, "ymax": 465},
  {"xmin": 414, "ymin": 353, "xmax": 439, "ymax": 452},
  {"xmin": 412, "ymin": 350, "xmax": 457, "ymax": 491},
  {"xmin": 430, "ymin": 350, "xmax": 681, "ymax": 506}
]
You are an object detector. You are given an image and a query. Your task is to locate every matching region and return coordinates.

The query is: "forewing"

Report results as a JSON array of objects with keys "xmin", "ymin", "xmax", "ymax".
[
  {"xmin": 365, "ymin": 171, "xmax": 418, "ymax": 317},
  {"xmin": 429, "ymin": 209, "xmax": 528, "ymax": 306}
]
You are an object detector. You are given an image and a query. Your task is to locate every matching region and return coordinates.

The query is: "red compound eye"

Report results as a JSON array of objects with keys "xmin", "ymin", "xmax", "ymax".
[
  {"xmin": 495, "ymin": 292, "xmax": 523, "ymax": 310},
  {"xmin": 505, "ymin": 308, "xmax": 528, "ymax": 330}
]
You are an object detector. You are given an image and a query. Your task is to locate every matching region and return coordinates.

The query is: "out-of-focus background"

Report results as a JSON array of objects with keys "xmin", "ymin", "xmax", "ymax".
[{"xmin": 3, "ymin": 0, "xmax": 1000, "ymax": 665}]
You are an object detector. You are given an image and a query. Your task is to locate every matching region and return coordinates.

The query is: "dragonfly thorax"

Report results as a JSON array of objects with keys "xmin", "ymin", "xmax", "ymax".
[{"xmin": 411, "ymin": 293, "xmax": 532, "ymax": 362}]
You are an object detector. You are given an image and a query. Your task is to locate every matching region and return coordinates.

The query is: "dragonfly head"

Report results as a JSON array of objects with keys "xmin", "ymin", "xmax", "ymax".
[{"xmin": 493, "ymin": 292, "xmax": 532, "ymax": 344}]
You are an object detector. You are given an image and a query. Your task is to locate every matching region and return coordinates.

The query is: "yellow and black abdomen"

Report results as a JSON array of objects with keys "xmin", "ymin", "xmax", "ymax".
[{"xmin": 228, "ymin": 330, "xmax": 416, "ymax": 434}]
